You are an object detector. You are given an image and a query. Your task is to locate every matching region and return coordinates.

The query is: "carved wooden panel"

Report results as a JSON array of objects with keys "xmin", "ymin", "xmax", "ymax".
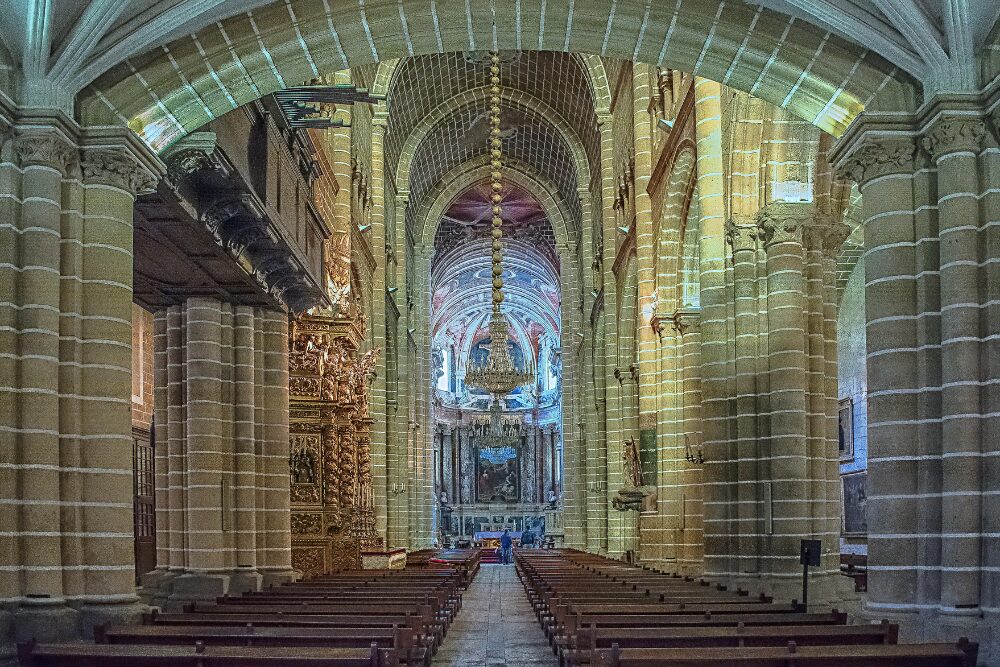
[
  {"xmin": 291, "ymin": 512, "xmax": 323, "ymax": 535},
  {"xmin": 292, "ymin": 546, "xmax": 326, "ymax": 578}
]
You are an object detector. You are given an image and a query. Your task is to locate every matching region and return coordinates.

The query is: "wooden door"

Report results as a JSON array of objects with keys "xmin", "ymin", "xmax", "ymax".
[{"xmin": 132, "ymin": 430, "xmax": 156, "ymax": 581}]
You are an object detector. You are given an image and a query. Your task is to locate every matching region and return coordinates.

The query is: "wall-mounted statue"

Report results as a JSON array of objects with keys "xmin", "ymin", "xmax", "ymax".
[
  {"xmin": 622, "ymin": 437, "xmax": 643, "ymax": 489},
  {"xmin": 290, "ymin": 449, "xmax": 317, "ymax": 484}
]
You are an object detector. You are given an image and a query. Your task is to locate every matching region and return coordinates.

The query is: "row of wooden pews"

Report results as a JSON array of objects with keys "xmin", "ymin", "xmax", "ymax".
[
  {"xmin": 19, "ymin": 552, "xmax": 480, "ymax": 667},
  {"xmin": 516, "ymin": 549, "xmax": 978, "ymax": 667},
  {"xmin": 407, "ymin": 547, "xmax": 481, "ymax": 587}
]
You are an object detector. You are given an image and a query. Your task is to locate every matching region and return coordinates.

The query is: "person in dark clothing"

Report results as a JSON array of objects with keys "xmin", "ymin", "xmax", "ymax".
[
  {"xmin": 500, "ymin": 529, "xmax": 513, "ymax": 564},
  {"xmin": 520, "ymin": 530, "xmax": 534, "ymax": 548}
]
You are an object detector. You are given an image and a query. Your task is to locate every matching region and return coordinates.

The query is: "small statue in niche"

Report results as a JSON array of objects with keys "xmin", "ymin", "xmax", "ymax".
[
  {"xmin": 290, "ymin": 449, "xmax": 317, "ymax": 485},
  {"xmin": 622, "ymin": 437, "xmax": 643, "ymax": 489}
]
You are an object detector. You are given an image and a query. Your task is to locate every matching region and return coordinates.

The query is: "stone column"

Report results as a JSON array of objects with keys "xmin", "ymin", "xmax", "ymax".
[
  {"xmin": 693, "ymin": 77, "xmax": 732, "ymax": 581},
  {"xmin": 594, "ymin": 111, "xmax": 615, "ymax": 554},
  {"xmin": 756, "ymin": 203, "xmax": 812, "ymax": 597},
  {"xmin": 724, "ymin": 218, "xmax": 764, "ymax": 586},
  {"xmin": 368, "ymin": 113, "xmax": 389, "ymax": 547},
  {"xmin": 675, "ymin": 311, "xmax": 704, "ymax": 575},
  {"xmin": 150, "ymin": 300, "xmax": 292, "ymax": 605},
  {"xmin": 258, "ymin": 310, "xmax": 294, "ymax": 586},
  {"xmin": 922, "ymin": 118, "xmax": 988, "ymax": 608},
  {"xmin": 232, "ymin": 307, "xmax": 259, "ymax": 580},
  {"xmin": 388, "ymin": 192, "xmax": 410, "ymax": 549},
  {"xmin": 836, "ymin": 135, "xmax": 924, "ymax": 616},
  {"xmin": 449, "ymin": 426, "xmax": 459, "ymax": 504},
  {"xmin": 804, "ymin": 218, "xmax": 851, "ymax": 593},
  {"xmin": 560, "ymin": 224, "xmax": 584, "ymax": 547},
  {"xmin": 524, "ymin": 423, "xmax": 537, "ymax": 503},
  {"xmin": 0, "ymin": 122, "xmax": 160, "ymax": 660}
]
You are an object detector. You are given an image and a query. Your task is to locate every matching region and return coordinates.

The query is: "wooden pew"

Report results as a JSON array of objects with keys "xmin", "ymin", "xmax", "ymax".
[
  {"xmin": 592, "ymin": 639, "xmax": 978, "ymax": 666},
  {"xmin": 561, "ymin": 621, "xmax": 898, "ymax": 666},
  {"xmin": 514, "ymin": 549, "xmax": 979, "ymax": 667},
  {"xmin": 18, "ymin": 639, "xmax": 397, "ymax": 666}
]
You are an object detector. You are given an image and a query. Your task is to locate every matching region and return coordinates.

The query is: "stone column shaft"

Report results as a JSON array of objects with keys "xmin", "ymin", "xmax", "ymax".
[
  {"xmin": 839, "ymin": 136, "xmax": 923, "ymax": 610},
  {"xmin": 1, "ymin": 123, "xmax": 160, "ymax": 653},
  {"xmin": 693, "ymin": 77, "xmax": 732, "ymax": 579},
  {"xmin": 726, "ymin": 220, "xmax": 763, "ymax": 579},
  {"xmin": 758, "ymin": 204, "xmax": 811, "ymax": 590},
  {"xmin": 923, "ymin": 118, "xmax": 988, "ymax": 607},
  {"xmin": 678, "ymin": 315, "xmax": 704, "ymax": 574}
]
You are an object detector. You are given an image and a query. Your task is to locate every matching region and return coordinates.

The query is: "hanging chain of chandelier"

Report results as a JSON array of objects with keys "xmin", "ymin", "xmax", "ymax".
[{"xmin": 464, "ymin": 51, "xmax": 535, "ymax": 447}]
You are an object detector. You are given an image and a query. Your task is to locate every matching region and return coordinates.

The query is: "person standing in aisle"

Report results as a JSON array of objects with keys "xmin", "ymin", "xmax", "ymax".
[{"xmin": 500, "ymin": 529, "xmax": 513, "ymax": 564}]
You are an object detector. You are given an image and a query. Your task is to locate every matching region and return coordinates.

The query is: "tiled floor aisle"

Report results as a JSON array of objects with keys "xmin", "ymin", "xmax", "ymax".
[{"xmin": 433, "ymin": 564, "xmax": 557, "ymax": 666}]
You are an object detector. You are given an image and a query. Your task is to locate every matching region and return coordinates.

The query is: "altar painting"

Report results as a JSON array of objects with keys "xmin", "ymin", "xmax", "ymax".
[{"xmin": 476, "ymin": 446, "xmax": 520, "ymax": 502}]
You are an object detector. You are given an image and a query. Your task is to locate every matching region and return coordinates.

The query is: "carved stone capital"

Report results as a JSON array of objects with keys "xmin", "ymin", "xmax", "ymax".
[
  {"xmin": 725, "ymin": 216, "xmax": 759, "ymax": 254},
  {"xmin": 81, "ymin": 149, "xmax": 158, "ymax": 195},
  {"xmin": 921, "ymin": 117, "xmax": 987, "ymax": 161},
  {"xmin": 817, "ymin": 221, "xmax": 853, "ymax": 258},
  {"xmin": 13, "ymin": 132, "xmax": 77, "ymax": 174},
  {"xmin": 836, "ymin": 137, "xmax": 917, "ymax": 186},
  {"xmin": 756, "ymin": 203, "xmax": 812, "ymax": 248}
]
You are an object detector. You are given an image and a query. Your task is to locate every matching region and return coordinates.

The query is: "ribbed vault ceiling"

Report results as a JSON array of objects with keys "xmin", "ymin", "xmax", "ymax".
[
  {"xmin": 403, "ymin": 99, "xmax": 583, "ymax": 235},
  {"xmin": 383, "ymin": 51, "xmax": 601, "ymax": 184},
  {"xmin": 431, "ymin": 183, "xmax": 560, "ymax": 366}
]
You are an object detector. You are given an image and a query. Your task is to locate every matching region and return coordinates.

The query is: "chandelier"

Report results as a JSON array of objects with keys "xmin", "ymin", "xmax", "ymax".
[
  {"xmin": 464, "ymin": 51, "xmax": 536, "ymax": 398},
  {"xmin": 471, "ymin": 399, "xmax": 524, "ymax": 448}
]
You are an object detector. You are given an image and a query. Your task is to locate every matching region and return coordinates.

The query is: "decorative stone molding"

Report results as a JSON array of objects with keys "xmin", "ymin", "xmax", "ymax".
[
  {"xmin": 818, "ymin": 221, "xmax": 853, "ymax": 259},
  {"xmin": 162, "ymin": 131, "xmax": 229, "ymax": 184},
  {"xmin": 756, "ymin": 202, "xmax": 812, "ymax": 248},
  {"xmin": 13, "ymin": 132, "xmax": 77, "ymax": 174},
  {"xmin": 921, "ymin": 117, "xmax": 987, "ymax": 160},
  {"xmin": 836, "ymin": 137, "xmax": 917, "ymax": 186},
  {"xmin": 81, "ymin": 149, "xmax": 158, "ymax": 195},
  {"xmin": 725, "ymin": 216, "xmax": 759, "ymax": 254},
  {"xmin": 201, "ymin": 194, "xmax": 325, "ymax": 313},
  {"xmin": 671, "ymin": 309, "xmax": 700, "ymax": 334}
]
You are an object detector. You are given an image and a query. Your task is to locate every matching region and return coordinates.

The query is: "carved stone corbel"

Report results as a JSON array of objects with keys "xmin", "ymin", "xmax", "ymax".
[
  {"xmin": 162, "ymin": 131, "xmax": 229, "ymax": 185},
  {"xmin": 81, "ymin": 149, "xmax": 159, "ymax": 195}
]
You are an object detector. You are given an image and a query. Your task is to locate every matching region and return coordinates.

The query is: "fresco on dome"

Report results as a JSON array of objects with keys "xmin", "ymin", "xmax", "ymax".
[{"xmin": 431, "ymin": 181, "xmax": 561, "ymax": 413}]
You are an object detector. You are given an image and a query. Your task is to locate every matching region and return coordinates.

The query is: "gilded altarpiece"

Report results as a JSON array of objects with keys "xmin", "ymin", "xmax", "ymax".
[{"xmin": 289, "ymin": 313, "xmax": 382, "ymax": 577}]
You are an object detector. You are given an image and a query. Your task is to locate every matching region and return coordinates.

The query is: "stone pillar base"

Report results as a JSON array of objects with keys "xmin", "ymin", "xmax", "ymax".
[
  {"xmin": 861, "ymin": 606, "xmax": 996, "ymax": 666},
  {"xmin": 165, "ymin": 572, "xmax": 231, "ymax": 610},
  {"xmin": 260, "ymin": 569, "xmax": 300, "ymax": 588},
  {"xmin": 77, "ymin": 599, "xmax": 148, "ymax": 639},
  {"xmin": 10, "ymin": 599, "xmax": 80, "ymax": 643},
  {"xmin": 227, "ymin": 568, "xmax": 263, "ymax": 595},
  {"xmin": 710, "ymin": 572, "xmax": 852, "ymax": 612},
  {"xmin": 4, "ymin": 598, "xmax": 80, "ymax": 664},
  {"xmin": 138, "ymin": 568, "xmax": 182, "ymax": 608}
]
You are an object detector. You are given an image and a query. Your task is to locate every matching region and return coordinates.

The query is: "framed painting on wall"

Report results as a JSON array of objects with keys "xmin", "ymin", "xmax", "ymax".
[
  {"xmin": 842, "ymin": 471, "xmax": 868, "ymax": 536},
  {"xmin": 838, "ymin": 397, "xmax": 854, "ymax": 461}
]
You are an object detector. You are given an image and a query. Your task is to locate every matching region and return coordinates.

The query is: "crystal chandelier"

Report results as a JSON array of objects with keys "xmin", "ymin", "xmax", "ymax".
[
  {"xmin": 471, "ymin": 399, "xmax": 524, "ymax": 448},
  {"xmin": 464, "ymin": 51, "xmax": 536, "ymax": 398}
]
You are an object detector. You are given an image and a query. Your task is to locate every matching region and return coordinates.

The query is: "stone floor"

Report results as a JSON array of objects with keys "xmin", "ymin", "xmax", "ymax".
[{"xmin": 433, "ymin": 564, "xmax": 557, "ymax": 666}]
